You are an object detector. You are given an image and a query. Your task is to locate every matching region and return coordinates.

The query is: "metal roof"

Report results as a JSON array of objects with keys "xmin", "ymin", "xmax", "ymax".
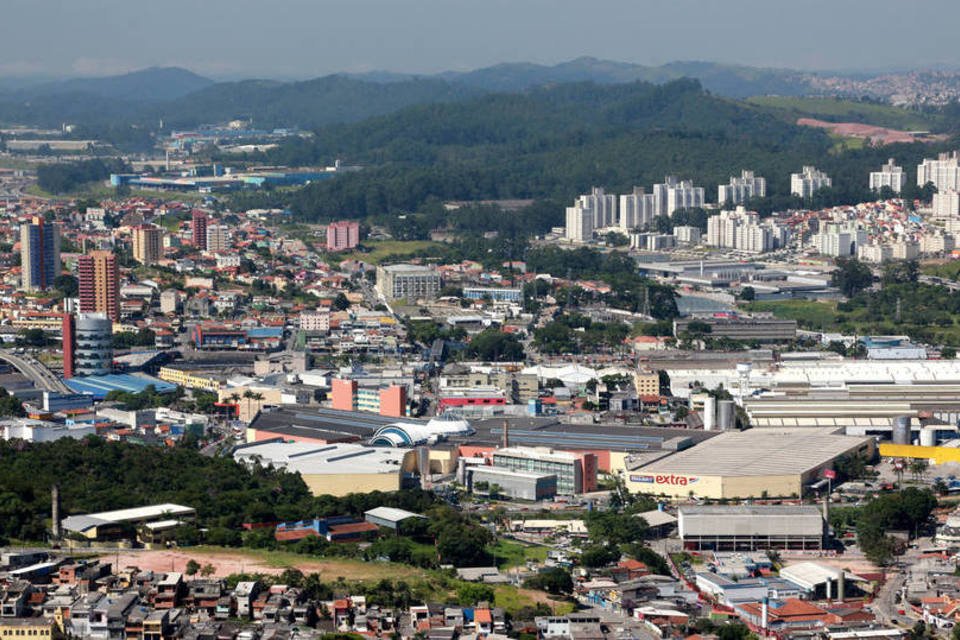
[{"xmin": 364, "ymin": 507, "xmax": 424, "ymax": 523}]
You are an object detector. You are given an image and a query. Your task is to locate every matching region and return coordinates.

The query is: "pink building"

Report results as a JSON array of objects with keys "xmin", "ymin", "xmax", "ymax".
[{"xmin": 326, "ymin": 220, "xmax": 360, "ymax": 251}]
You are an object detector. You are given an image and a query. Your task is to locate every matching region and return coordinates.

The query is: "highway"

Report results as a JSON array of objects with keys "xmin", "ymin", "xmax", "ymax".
[{"xmin": 0, "ymin": 350, "xmax": 72, "ymax": 393}]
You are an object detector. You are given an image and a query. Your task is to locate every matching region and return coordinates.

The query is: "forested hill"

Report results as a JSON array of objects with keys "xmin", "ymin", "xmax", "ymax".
[
  {"xmin": 230, "ymin": 78, "xmax": 959, "ymax": 222},
  {"xmin": 229, "ymin": 79, "xmax": 833, "ymax": 219}
]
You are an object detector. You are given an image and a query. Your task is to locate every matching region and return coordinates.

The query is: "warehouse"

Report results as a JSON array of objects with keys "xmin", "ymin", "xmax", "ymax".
[
  {"xmin": 61, "ymin": 503, "xmax": 196, "ymax": 544},
  {"xmin": 679, "ymin": 505, "xmax": 824, "ymax": 551},
  {"xmin": 234, "ymin": 439, "xmax": 418, "ymax": 496},
  {"xmin": 467, "ymin": 466, "xmax": 557, "ymax": 501},
  {"xmin": 625, "ymin": 430, "xmax": 873, "ymax": 499}
]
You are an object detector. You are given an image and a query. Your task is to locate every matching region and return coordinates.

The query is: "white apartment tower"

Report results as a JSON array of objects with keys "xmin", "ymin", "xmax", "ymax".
[
  {"xmin": 918, "ymin": 152, "xmax": 960, "ymax": 191},
  {"xmin": 659, "ymin": 177, "xmax": 705, "ymax": 217},
  {"xmin": 718, "ymin": 170, "xmax": 766, "ymax": 205},
  {"xmin": 619, "ymin": 187, "xmax": 658, "ymax": 231},
  {"xmin": 815, "ymin": 223, "xmax": 867, "ymax": 257},
  {"xmin": 869, "ymin": 158, "xmax": 907, "ymax": 194},
  {"xmin": 565, "ymin": 203, "xmax": 595, "ymax": 243},
  {"xmin": 791, "ymin": 166, "xmax": 832, "ymax": 198},
  {"xmin": 579, "ymin": 187, "xmax": 618, "ymax": 228},
  {"xmin": 704, "ymin": 206, "xmax": 787, "ymax": 254},
  {"xmin": 933, "ymin": 191, "xmax": 960, "ymax": 219}
]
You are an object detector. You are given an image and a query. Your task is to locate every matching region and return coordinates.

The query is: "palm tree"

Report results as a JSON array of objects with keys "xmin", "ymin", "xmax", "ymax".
[
  {"xmin": 228, "ymin": 393, "xmax": 241, "ymax": 419},
  {"xmin": 242, "ymin": 390, "xmax": 255, "ymax": 419},
  {"xmin": 910, "ymin": 459, "xmax": 928, "ymax": 482},
  {"xmin": 250, "ymin": 392, "xmax": 265, "ymax": 419}
]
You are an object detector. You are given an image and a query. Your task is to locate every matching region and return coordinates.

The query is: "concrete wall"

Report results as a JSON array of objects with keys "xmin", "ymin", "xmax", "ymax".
[{"xmin": 300, "ymin": 472, "xmax": 401, "ymax": 497}]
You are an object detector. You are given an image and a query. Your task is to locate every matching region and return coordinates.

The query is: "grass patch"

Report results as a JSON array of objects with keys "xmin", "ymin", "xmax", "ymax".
[
  {"xmin": 828, "ymin": 133, "xmax": 865, "ymax": 154},
  {"xmin": 493, "ymin": 585, "xmax": 575, "ymax": 616},
  {"xmin": 747, "ymin": 95, "xmax": 938, "ymax": 131},
  {"xmin": 489, "ymin": 539, "xmax": 549, "ymax": 569},
  {"xmin": 25, "ymin": 181, "xmax": 208, "ymax": 203},
  {"xmin": 922, "ymin": 262, "xmax": 960, "ymax": 281},
  {"xmin": 338, "ymin": 240, "xmax": 446, "ymax": 264},
  {"xmin": 744, "ymin": 299, "xmax": 840, "ymax": 331}
]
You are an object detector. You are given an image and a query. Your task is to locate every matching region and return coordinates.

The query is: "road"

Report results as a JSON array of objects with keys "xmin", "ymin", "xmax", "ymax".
[
  {"xmin": 919, "ymin": 275, "xmax": 960, "ymax": 292},
  {"xmin": 0, "ymin": 350, "xmax": 72, "ymax": 393},
  {"xmin": 872, "ymin": 539, "xmax": 929, "ymax": 626}
]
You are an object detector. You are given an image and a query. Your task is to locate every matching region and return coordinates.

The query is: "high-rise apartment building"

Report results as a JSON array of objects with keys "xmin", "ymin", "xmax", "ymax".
[
  {"xmin": 718, "ymin": 170, "xmax": 766, "ymax": 205},
  {"xmin": 132, "ymin": 224, "xmax": 163, "ymax": 265},
  {"xmin": 869, "ymin": 158, "xmax": 907, "ymax": 194},
  {"xmin": 73, "ymin": 313, "xmax": 113, "ymax": 376},
  {"xmin": 814, "ymin": 223, "xmax": 867, "ymax": 257},
  {"xmin": 20, "ymin": 216, "xmax": 61, "ymax": 291},
  {"xmin": 192, "ymin": 210, "xmax": 208, "ymax": 250},
  {"xmin": 577, "ymin": 187, "xmax": 618, "ymax": 229},
  {"xmin": 705, "ymin": 207, "xmax": 788, "ymax": 254},
  {"xmin": 205, "ymin": 224, "xmax": 231, "ymax": 253},
  {"xmin": 654, "ymin": 176, "xmax": 705, "ymax": 217},
  {"xmin": 618, "ymin": 187, "xmax": 658, "ymax": 231},
  {"xmin": 78, "ymin": 251, "xmax": 119, "ymax": 322},
  {"xmin": 564, "ymin": 203, "xmax": 594, "ymax": 242},
  {"xmin": 326, "ymin": 220, "xmax": 361, "ymax": 251},
  {"xmin": 791, "ymin": 166, "xmax": 832, "ymax": 198},
  {"xmin": 933, "ymin": 191, "xmax": 960, "ymax": 219},
  {"xmin": 917, "ymin": 151, "xmax": 960, "ymax": 191}
]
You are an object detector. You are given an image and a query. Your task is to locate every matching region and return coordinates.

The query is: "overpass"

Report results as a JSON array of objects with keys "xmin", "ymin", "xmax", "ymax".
[{"xmin": 0, "ymin": 350, "xmax": 72, "ymax": 393}]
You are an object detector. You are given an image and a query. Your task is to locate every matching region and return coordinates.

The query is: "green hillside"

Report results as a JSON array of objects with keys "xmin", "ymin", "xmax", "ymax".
[{"xmin": 747, "ymin": 95, "xmax": 940, "ymax": 132}]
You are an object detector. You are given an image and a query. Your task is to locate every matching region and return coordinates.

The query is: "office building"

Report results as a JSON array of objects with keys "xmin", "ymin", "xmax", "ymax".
[
  {"xmin": 718, "ymin": 170, "xmax": 766, "ymax": 205},
  {"xmin": 462, "ymin": 287, "xmax": 523, "ymax": 303},
  {"xmin": 375, "ymin": 263, "xmax": 441, "ymax": 301},
  {"xmin": 932, "ymin": 191, "xmax": 960, "ymax": 219},
  {"xmin": 869, "ymin": 158, "xmax": 907, "ymax": 194},
  {"xmin": 19, "ymin": 216, "xmax": 60, "ymax": 291},
  {"xmin": 331, "ymin": 378, "xmax": 407, "ymax": 417},
  {"xmin": 73, "ymin": 312, "xmax": 113, "ymax": 376},
  {"xmin": 78, "ymin": 251, "xmax": 120, "ymax": 322},
  {"xmin": 918, "ymin": 151, "xmax": 960, "ymax": 191},
  {"xmin": 619, "ymin": 187, "xmax": 658, "ymax": 231},
  {"xmin": 132, "ymin": 224, "xmax": 163, "ymax": 265},
  {"xmin": 492, "ymin": 447, "xmax": 597, "ymax": 495},
  {"xmin": 205, "ymin": 224, "xmax": 231, "ymax": 253},
  {"xmin": 791, "ymin": 166, "xmax": 832, "ymax": 198},
  {"xmin": 326, "ymin": 220, "xmax": 361, "ymax": 251},
  {"xmin": 191, "ymin": 210, "xmax": 208, "ymax": 250},
  {"xmin": 467, "ymin": 466, "xmax": 558, "ymax": 501}
]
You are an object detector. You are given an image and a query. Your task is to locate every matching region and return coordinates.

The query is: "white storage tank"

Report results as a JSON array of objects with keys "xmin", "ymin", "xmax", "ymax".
[
  {"xmin": 892, "ymin": 416, "xmax": 912, "ymax": 445},
  {"xmin": 703, "ymin": 395, "xmax": 716, "ymax": 431},
  {"xmin": 920, "ymin": 426, "xmax": 937, "ymax": 448},
  {"xmin": 718, "ymin": 399, "xmax": 735, "ymax": 430}
]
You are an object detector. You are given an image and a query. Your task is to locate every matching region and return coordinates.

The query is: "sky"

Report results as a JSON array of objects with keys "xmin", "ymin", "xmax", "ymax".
[{"xmin": 2, "ymin": 0, "xmax": 959, "ymax": 80}]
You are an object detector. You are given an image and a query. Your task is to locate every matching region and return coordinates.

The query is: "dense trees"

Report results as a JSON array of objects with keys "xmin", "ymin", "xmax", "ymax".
[
  {"xmin": 831, "ymin": 258, "xmax": 874, "ymax": 297},
  {"xmin": 466, "ymin": 329, "xmax": 525, "ymax": 362},
  {"xmin": 851, "ymin": 488, "xmax": 937, "ymax": 565},
  {"xmin": 36, "ymin": 158, "xmax": 128, "ymax": 194},
  {"xmin": 534, "ymin": 315, "xmax": 630, "ymax": 355}
]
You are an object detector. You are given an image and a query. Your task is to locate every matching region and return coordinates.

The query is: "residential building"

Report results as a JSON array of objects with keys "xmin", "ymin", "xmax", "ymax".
[
  {"xmin": 629, "ymin": 232, "xmax": 676, "ymax": 251},
  {"xmin": 492, "ymin": 447, "xmax": 598, "ymax": 495},
  {"xmin": 326, "ymin": 220, "xmax": 361, "ymax": 251},
  {"xmin": 932, "ymin": 191, "xmax": 960, "ymax": 219},
  {"xmin": 300, "ymin": 310, "xmax": 331, "ymax": 332},
  {"xmin": 673, "ymin": 225, "xmax": 702, "ymax": 245},
  {"xmin": 205, "ymin": 224, "xmax": 230, "ymax": 253},
  {"xmin": 565, "ymin": 203, "xmax": 594, "ymax": 242},
  {"xmin": 857, "ymin": 243, "xmax": 893, "ymax": 264},
  {"xmin": 705, "ymin": 207, "xmax": 789, "ymax": 254},
  {"xmin": 159, "ymin": 289, "xmax": 181, "ymax": 314},
  {"xmin": 191, "ymin": 210, "xmax": 208, "ymax": 250},
  {"xmin": 918, "ymin": 151, "xmax": 960, "ymax": 191},
  {"xmin": 657, "ymin": 176, "xmax": 705, "ymax": 217},
  {"xmin": 718, "ymin": 170, "xmax": 766, "ymax": 205},
  {"xmin": 921, "ymin": 232, "xmax": 955, "ymax": 255},
  {"xmin": 619, "ymin": 187, "xmax": 658, "ymax": 231},
  {"xmin": 891, "ymin": 240, "xmax": 920, "ymax": 260},
  {"xmin": 579, "ymin": 186, "xmax": 618, "ymax": 228},
  {"xmin": 73, "ymin": 313, "xmax": 113, "ymax": 376},
  {"xmin": 375, "ymin": 264, "xmax": 441, "ymax": 301},
  {"xmin": 132, "ymin": 224, "xmax": 163, "ymax": 265},
  {"xmin": 869, "ymin": 158, "xmax": 907, "ymax": 194},
  {"xmin": 19, "ymin": 216, "xmax": 60, "ymax": 291},
  {"xmin": 814, "ymin": 223, "xmax": 866, "ymax": 258},
  {"xmin": 791, "ymin": 166, "xmax": 832, "ymax": 198},
  {"xmin": 78, "ymin": 251, "xmax": 120, "ymax": 322}
]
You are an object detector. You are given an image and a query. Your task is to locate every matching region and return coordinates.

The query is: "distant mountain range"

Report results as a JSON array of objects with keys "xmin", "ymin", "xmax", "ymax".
[{"xmin": 0, "ymin": 59, "xmax": 955, "ymax": 147}]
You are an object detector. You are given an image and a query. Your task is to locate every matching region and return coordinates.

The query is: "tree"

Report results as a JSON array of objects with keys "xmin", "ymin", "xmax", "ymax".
[
  {"xmin": 200, "ymin": 563, "xmax": 216, "ymax": 577},
  {"xmin": 882, "ymin": 260, "xmax": 919, "ymax": 285},
  {"xmin": 185, "ymin": 559, "xmax": 200, "ymax": 576},
  {"xmin": 0, "ymin": 388, "xmax": 25, "ymax": 418},
  {"xmin": 333, "ymin": 293, "xmax": 351, "ymax": 311},
  {"xmin": 18, "ymin": 328, "xmax": 49, "ymax": 347},
  {"xmin": 831, "ymin": 258, "xmax": 873, "ymax": 297},
  {"xmin": 738, "ymin": 286, "xmax": 755, "ymax": 301},
  {"xmin": 467, "ymin": 329, "xmax": 524, "ymax": 362},
  {"xmin": 942, "ymin": 347, "xmax": 957, "ymax": 360},
  {"xmin": 53, "ymin": 274, "xmax": 79, "ymax": 297},
  {"xmin": 524, "ymin": 567, "xmax": 573, "ymax": 595},
  {"xmin": 580, "ymin": 544, "xmax": 621, "ymax": 568},
  {"xmin": 456, "ymin": 583, "xmax": 495, "ymax": 606}
]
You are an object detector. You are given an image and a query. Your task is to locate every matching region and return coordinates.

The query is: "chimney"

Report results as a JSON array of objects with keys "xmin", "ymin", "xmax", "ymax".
[
  {"xmin": 51, "ymin": 485, "xmax": 61, "ymax": 539},
  {"xmin": 837, "ymin": 569, "xmax": 845, "ymax": 602},
  {"xmin": 501, "ymin": 420, "xmax": 509, "ymax": 449},
  {"xmin": 761, "ymin": 597, "xmax": 768, "ymax": 630}
]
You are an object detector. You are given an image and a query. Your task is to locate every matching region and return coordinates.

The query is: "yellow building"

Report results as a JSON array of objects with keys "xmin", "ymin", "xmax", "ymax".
[
  {"xmin": 132, "ymin": 224, "xmax": 164, "ymax": 265},
  {"xmin": 625, "ymin": 430, "xmax": 874, "ymax": 500},
  {"xmin": 0, "ymin": 618, "xmax": 59, "ymax": 640},
  {"xmin": 158, "ymin": 367, "xmax": 223, "ymax": 392},
  {"xmin": 634, "ymin": 370, "xmax": 661, "ymax": 396}
]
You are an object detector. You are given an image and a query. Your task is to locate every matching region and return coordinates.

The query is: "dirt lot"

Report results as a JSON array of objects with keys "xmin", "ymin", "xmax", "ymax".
[{"xmin": 99, "ymin": 547, "xmax": 427, "ymax": 581}]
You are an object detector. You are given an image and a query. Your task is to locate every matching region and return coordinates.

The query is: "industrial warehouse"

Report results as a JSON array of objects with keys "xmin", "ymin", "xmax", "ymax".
[
  {"xmin": 678, "ymin": 505, "xmax": 825, "ymax": 551},
  {"xmin": 625, "ymin": 430, "xmax": 874, "ymax": 499}
]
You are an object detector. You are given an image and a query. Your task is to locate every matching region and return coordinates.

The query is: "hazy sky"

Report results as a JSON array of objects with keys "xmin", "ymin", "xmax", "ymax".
[{"xmin": 2, "ymin": 0, "xmax": 958, "ymax": 79}]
